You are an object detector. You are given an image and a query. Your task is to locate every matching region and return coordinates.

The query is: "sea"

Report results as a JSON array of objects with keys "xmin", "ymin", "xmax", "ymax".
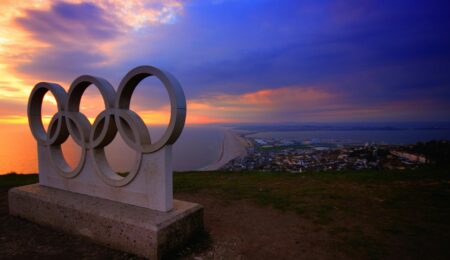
[
  {"xmin": 0, "ymin": 125, "xmax": 223, "ymax": 174},
  {"xmin": 246, "ymin": 129, "xmax": 450, "ymax": 145},
  {"xmin": 0, "ymin": 123, "xmax": 449, "ymax": 174},
  {"xmin": 239, "ymin": 123, "xmax": 450, "ymax": 145}
]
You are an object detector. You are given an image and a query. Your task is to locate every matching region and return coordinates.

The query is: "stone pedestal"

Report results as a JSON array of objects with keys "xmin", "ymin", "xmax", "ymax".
[{"xmin": 9, "ymin": 184, "xmax": 204, "ymax": 259}]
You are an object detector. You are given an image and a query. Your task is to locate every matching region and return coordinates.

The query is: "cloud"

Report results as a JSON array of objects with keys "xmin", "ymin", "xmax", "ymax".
[
  {"xmin": 186, "ymin": 86, "xmax": 340, "ymax": 123},
  {"xmin": 184, "ymin": 85, "xmax": 450, "ymax": 123},
  {"xmin": 16, "ymin": 2, "xmax": 122, "ymax": 42},
  {"xmin": 195, "ymin": 86, "xmax": 334, "ymax": 110},
  {"xmin": 1, "ymin": 82, "xmax": 449, "ymax": 126},
  {"xmin": 98, "ymin": 85, "xmax": 339, "ymax": 125},
  {"xmin": 0, "ymin": 0, "xmax": 185, "ymax": 102},
  {"xmin": 12, "ymin": 2, "xmax": 125, "ymax": 82},
  {"xmin": 188, "ymin": 86, "xmax": 336, "ymax": 123},
  {"xmin": 0, "ymin": 0, "xmax": 449, "ymax": 126}
]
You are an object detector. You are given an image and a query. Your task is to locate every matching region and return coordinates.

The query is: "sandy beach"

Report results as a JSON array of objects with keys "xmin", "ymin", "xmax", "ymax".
[{"xmin": 197, "ymin": 128, "xmax": 250, "ymax": 171}]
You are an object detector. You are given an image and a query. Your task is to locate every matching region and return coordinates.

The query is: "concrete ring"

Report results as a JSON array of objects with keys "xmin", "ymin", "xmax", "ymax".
[
  {"xmin": 27, "ymin": 82, "xmax": 67, "ymax": 145},
  {"xmin": 114, "ymin": 109, "xmax": 151, "ymax": 153},
  {"xmin": 47, "ymin": 112, "xmax": 69, "ymax": 146},
  {"xmin": 89, "ymin": 110, "xmax": 117, "ymax": 149},
  {"xmin": 91, "ymin": 109, "xmax": 144, "ymax": 186},
  {"xmin": 90, "ymin": 146, "xmax": 141, "ymax": 187},
  {"xmin": 48, "ymin": 142, "xmax": 86, "ymax": 179},
  {"xmin": 65, "ymin": 75, "xmax": 116, "ymax": 148},
  {"xmin": 115, "ymin": 65, "xmax": 186, "ymax": 154}
]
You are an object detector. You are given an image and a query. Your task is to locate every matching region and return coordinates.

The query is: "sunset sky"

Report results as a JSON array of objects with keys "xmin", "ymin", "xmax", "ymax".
[{"xmin": 0, "ymin": 0, "xmax": 449, "ymax": 126}]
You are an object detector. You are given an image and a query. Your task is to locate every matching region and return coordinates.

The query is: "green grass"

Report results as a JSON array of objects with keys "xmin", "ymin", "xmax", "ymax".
[
  {"xmin": 2, "ymin": 168, "xmax": 449, "ymax": 227},
  {"xmin": 174, "ymin": 167, "xmax": 450, "ymax": 219},
  {"xmin": 0, "ymin": 172, "xmax": 38, "ymax": 188},
  {"xmin": 2, "ymin": 167, "xmax": 450, "ymax": 259},
  {"xmin": 173, "ymin": 167, "xmax": 450, "ymax": 259}
]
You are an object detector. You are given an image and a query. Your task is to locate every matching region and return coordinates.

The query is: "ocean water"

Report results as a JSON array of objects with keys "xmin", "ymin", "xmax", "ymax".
[
  {"xmin": 247, "ymin": 129, "xmax": 450, "ymax": 145},
  {"xmin": 0, "ymin": 125, "xmax": 224, "ymax": 174},
  {"xmin": 1, "ymin": 124, "xmax": 449, "ymax": 175},
  {"xmin": 102, "ymin": 125, "xmax": 224, "ymax": 172}
]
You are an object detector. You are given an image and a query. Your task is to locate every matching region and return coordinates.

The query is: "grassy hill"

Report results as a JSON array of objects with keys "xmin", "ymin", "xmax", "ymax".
[{"xmin": 1, "ymin": 167, "xmax": 449, "ymax": 259}]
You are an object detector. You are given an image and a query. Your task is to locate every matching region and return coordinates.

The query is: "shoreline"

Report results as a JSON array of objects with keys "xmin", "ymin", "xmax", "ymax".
[{"xmin": 197, "ymin": 128, "xmax": 250, "ymax": 171}]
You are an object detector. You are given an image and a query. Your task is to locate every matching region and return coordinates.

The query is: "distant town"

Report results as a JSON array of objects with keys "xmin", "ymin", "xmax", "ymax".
[{"xmin": 222, "ymin": 134, "xmax": 437, "ymax": 173}]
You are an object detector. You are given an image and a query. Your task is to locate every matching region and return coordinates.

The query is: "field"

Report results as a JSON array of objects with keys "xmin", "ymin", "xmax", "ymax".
[{"xmin": 1, "ymin": 167, "xmax": 450, "ymax": 259}]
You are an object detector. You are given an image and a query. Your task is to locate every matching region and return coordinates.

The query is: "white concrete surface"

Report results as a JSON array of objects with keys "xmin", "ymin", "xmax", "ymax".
[{"xmin": 39, "ymin": 144, "xmax": 174, "ymax": 212}]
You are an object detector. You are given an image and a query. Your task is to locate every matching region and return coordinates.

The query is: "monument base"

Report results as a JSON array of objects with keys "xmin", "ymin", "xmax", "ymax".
[{"xmin": 8, "ymin": 184, "xmax": 204, "ymax": 259}]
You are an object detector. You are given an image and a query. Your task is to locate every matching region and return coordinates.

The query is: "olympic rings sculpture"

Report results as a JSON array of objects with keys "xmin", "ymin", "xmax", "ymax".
[{"xmin": 28, "ymin": 66, "xmax": 186, "ymax": 187}]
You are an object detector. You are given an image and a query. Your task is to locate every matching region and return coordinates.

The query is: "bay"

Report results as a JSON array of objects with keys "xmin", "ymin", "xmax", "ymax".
[{"xmin": 0, "ymin": 125, "xmax": 223, "ymax": 174}]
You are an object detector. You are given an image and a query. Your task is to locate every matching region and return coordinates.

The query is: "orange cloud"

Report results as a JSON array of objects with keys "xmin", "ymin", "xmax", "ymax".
[
  {"xmin": 186, "ymin": 86, "xmax": 450, "ymax": 123},
  {"xmin": 186, "ymin": 86, "xmax": 338, "ymax": 123},
  {"xmin": 199, "ymin": 86, "xmax": 335, "ymax": 110},
  {"xmin": 1, "ymin": 84, "xmax": 448, "ymax": 126},
  {"xmin": 0, "ymin": 0, "xmax": 185, "ymax": 111}
]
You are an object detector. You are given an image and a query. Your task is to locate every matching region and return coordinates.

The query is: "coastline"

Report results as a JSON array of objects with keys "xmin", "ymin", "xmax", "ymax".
[{"xmin": 197, "ymin": 128, "xmax": 250, "ymax": 171}]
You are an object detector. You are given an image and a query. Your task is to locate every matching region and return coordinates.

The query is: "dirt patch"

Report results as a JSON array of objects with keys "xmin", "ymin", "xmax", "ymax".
[
  {"xmin": 0, "ymin": 188, "xmax": 345, "ymax": 259},
  {"xmin": 175, "ymin": 193, "xmax": 341, "ymax": 260}
]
